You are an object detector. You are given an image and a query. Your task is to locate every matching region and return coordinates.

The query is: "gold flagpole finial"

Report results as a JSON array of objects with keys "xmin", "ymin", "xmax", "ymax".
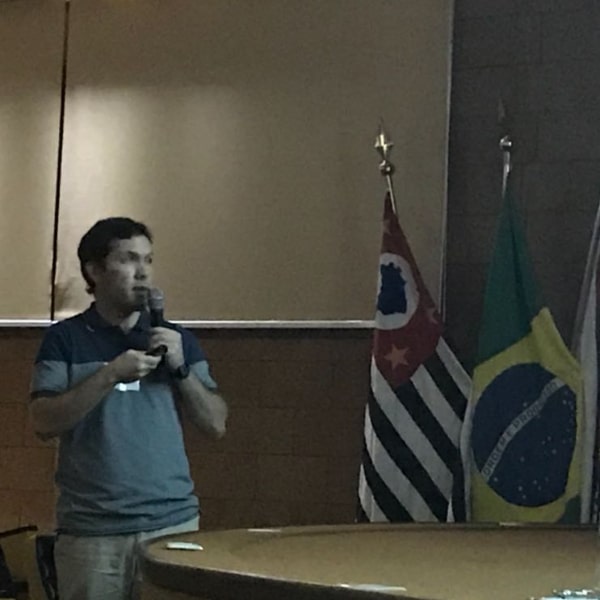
[
  {"xmin": 375, "ymin": 121, "xmax": 397, "ymax": 213},
  {"xmin": 498, "ymin": 98, "xmax": 513, "ymax": 196},
  {"xmin": 375, "ymin": 123, "xmax": 394, "ymax": 166}
]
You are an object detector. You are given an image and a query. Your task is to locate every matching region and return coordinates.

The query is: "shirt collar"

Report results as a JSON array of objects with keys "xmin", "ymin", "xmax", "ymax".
[{"xmin": 84, "ymin": 303, "xmax": 150, "ymax": 332}]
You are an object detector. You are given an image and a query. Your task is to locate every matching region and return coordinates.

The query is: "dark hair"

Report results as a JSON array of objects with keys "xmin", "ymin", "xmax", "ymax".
[{"xmin": 77, "ymin": 217, "xmax": 153, "ymax": 293}]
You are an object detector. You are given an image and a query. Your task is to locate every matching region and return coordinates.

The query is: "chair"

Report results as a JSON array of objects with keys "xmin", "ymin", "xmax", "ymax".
[
  {"xmin": 0, "ymin": 525, "xmax": 61, "ymax": 600},
  {"xmin": 34, "ymin": 536, "xmax": 58, "ymax": 600},
  {"xmin": 0, "ymin": 526, "xmax": 37, "ymax": 599},
  {"xmin": 0, "ymin": 543, "xmax": 18, "ymax": 599}
]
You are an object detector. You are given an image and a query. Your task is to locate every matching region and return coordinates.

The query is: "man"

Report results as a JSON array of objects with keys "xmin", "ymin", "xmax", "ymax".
[{"xmin": 29, "ymin": 217, "xmax": 227, "ymax": 600}]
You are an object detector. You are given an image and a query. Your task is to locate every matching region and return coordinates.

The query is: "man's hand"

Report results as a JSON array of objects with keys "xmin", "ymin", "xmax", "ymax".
[
  {"xmin": 108, "ymin": 349, "xmax": 162, "ymax": 383},
  {"xmin": 30, "ymin": 348, "xmax": 163, "ymax": 440},
  {"xmin": 148, "ymin": 327, "xmax": 185, "ymax": 370}
]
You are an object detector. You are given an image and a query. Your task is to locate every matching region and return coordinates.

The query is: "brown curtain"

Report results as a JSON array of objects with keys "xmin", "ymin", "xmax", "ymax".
[
  {"xmin": 0, "ymin": 1, "xmax": 64, "ymax": 320},
  {"xmin": 1, "ymin": 0, "xmax": 453, "ymax": 322}
]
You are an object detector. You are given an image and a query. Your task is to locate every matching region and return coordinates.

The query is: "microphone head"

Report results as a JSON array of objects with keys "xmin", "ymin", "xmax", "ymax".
[{"xmin": 148, "ymin": 287, "xmax": 164, "ymax": 312}]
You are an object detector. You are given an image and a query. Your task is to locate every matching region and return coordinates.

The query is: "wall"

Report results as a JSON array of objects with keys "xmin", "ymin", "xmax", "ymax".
[
  {"xmin": 0, "ymin": 0, "xmax": 449, "ymax": 533},
  {"xmin": 6, "ymin": 0, "xmax": 600, "ymax": 533},
  {"xmin": 0, "ymin": 328, "xmax": 370, "ymax": 532},
  {"xmin": 0, "ymin": 331, "xmax": 57, "ymax": 531},
  {"xmin": 446, "ymin": 0, "xmax": 600, "ymax": 368}
]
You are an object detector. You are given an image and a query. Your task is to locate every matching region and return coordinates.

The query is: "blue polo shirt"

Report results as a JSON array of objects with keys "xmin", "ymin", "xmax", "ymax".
[{"xmin": 30, "ymin": 304, "xmax": 217, "ymax": 536}]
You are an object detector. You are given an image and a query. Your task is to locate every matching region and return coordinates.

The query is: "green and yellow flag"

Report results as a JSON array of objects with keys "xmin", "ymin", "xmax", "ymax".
[{"xmin": 469, "ymin": 178, "xmax": 583, "ymax": 523}]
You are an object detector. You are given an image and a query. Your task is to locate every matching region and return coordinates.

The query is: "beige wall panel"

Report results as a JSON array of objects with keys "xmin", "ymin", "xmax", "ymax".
[
  {"xmin": 0, "ymin": 1, "xmax": 64, "ymax": 319},
  {"xmin": 57, "ymin": 0, "xmax": 452, "ymax": 321}
]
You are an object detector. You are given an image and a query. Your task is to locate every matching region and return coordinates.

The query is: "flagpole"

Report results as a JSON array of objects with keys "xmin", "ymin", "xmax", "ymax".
[{"xmin": 375, "ymin": 123, "xmax": 397, "ymax": 214}]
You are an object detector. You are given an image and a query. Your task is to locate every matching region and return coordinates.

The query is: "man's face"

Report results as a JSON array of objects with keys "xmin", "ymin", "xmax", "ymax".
[{"xmin": 88, "ymin": 235, "xmax": 153, "ymax": 313}]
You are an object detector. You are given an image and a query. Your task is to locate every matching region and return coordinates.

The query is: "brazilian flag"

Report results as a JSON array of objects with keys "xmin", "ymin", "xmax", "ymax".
[{"xmin": 469, "ymin": 177, "xmax": 582, "ymax": 523}]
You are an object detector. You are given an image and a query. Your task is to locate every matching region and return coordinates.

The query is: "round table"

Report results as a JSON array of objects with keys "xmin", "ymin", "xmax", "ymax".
[{"xmin": 139, "ymin": 522, "xmax": 600, "ymax": 600}]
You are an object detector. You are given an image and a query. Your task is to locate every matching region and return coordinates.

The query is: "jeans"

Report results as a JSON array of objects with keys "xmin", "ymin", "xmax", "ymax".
[{"xmin": 54, "ymin": 516, "xmax": 199, "ymax": 600}]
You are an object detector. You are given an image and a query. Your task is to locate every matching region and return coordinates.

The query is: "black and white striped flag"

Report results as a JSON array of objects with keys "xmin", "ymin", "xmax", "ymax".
[{"xmin": 357, "ymin": 194, "xmax": 471, "ymax": 522}]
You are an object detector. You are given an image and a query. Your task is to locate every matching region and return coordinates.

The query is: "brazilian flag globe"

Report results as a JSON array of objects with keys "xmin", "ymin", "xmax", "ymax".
[{"xmin": 469, "ymin": 178, "xmax": 583, "ymax": 523}]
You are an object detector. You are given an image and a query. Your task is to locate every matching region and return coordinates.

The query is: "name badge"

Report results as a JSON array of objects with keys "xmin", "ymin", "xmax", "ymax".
[{"xmin": 115, "ymin": 380, "xmax": 141, "ymax": 392}]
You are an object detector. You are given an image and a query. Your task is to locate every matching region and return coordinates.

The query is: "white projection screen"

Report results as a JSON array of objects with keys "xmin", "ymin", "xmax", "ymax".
[
  {"xmin": 1, "ymin": 0, "xmax": 453, "ymax": 323},
  {"xmin": 0, "ymin": 0, "xmax": 64, "ymax": 320}
]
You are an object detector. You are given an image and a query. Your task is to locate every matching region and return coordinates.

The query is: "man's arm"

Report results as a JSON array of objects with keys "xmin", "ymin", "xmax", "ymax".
[
  {"xmin": 174, "ymin": 374, "xmax": 228, "ymax": 438},
  {"xmin": 30, "ymin": 349, "xmax": 162, "ymax": 440},
  {"xmin": 149, "ymin": 326, "xmax": 228, "ymax": 438}
]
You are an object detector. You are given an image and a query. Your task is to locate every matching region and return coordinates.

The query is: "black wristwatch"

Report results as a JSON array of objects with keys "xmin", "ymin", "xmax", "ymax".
[{"xmin": 170, "ymin": 362, "xmax": 190, "ymax": 380}]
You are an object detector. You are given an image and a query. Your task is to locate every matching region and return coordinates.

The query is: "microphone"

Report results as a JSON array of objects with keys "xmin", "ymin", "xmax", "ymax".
[
  {"xmin": 147, "ymin": 287, "xmax": 167, "ymax": 357},
  {"xmin": 148, "ymin": 287, "xmax": 165, "ymax": 327}
]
